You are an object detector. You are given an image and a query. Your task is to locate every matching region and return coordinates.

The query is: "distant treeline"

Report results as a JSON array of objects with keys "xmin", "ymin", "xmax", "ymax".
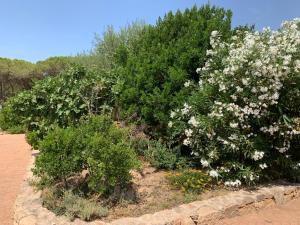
[{"xmin": 0, "ymin": 56, "xmax": 73, "ymax": 102}]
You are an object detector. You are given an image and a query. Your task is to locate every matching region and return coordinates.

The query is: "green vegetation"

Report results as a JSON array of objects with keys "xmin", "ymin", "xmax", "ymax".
[
  {"xmin": 168, "ymin": 170, "xmax": 211, "ymax": 193},
  {"xmin": 42, "ymin": 188, "xmax": 108, "ymax": 221},
  {"xmin": 116, "ymin": 5, "xmax": 232, "ymax": 136},
  {"xmin": 34, "ymin": 115, "xmax": 139, "ymax": 196},
  {"xmin": 0, "ymin": 65, "xmax": 112, "ymax": 138},
  {"xmin": 0, "ymin": 3, "xmax": 299, "ymax": 221},
  {"xmin": 0, "ymin": 56, "xmax": 73, "ymax": 103},
  {"xmin": 144, "ymin": 141, "xmax": 179, "ymax": 170}
]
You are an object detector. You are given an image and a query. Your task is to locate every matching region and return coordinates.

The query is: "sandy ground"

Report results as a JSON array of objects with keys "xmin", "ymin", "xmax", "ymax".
[{"xmin": 0, "ymin": 134, "xmax": 31, "ymax": 225}]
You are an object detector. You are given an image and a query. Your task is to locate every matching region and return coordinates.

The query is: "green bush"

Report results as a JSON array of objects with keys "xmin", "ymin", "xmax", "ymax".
[
  {"xmin": 34, "ymin": 115, "xmax": 139, "ymax": 195},
  {"xmin": 0, "ymin": 65, "xmax": 113, "ymax": 142},
  {"xmin": 167, "ymin": 169, "xmax": 211, "ymax": 193},
  {"xmin": 145, "ymin": 141, "xmax": 178, "ymax": 170},
  {"xmin": 117, "ymin": 5, "xmax": 232, "ymax": 136},
  {"xmin": 85, "ymin": 124, "xmax": 139, "ymax": 195},
  {"xmin": 0, "ymin": 102, "xmax": 24, "ymax": 133},
  {"xmin": 33, "ymin": 126, "xmax": 85, "ymax": 186}
]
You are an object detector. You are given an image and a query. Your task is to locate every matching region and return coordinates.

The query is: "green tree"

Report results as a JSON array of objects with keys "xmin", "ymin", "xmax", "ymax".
[{"xmin": 116, "ymin": 5, "xmax": 232, "ymax": 136}]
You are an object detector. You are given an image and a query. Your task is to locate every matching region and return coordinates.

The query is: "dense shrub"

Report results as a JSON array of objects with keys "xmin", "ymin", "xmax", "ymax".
[
  {"xmin": 144, "ymin": 141, "xmax": 179, "ymax": 170},
  {"xmin": 34, "ymin": 115, "xmax": 139, "ymax": 195},
  {"xmin": 169, "ymin": 19, "xmax": 300, "ymax": 186},
  {"xmin": 0, "ymin": 65, "xmax": 112, "ymax": 140},
  {"xmin": 84, "ymin": 122, "xmax": 139, "ymax": 194},
  {"xmin": 34, "ymin": 126, "xmax": 85, "ymax": 186},
  {"xmin": 0, "ymin": 101, "xmax": 25, "ymax": 133},
  {"xmin": 117, "ymin": 5, "xmax": 232, "ymax": 136}
]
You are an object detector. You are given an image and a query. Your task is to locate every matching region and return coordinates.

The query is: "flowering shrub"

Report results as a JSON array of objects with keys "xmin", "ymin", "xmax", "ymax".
[{"xmin": 169, "ymin": 19, "xmax": 300, "ymax": 186}]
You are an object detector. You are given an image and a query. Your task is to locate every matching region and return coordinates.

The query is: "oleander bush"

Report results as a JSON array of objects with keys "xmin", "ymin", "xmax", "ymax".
[{"xmin": 169, "ymin": 19, "xmax": 300, "ymax": 186}]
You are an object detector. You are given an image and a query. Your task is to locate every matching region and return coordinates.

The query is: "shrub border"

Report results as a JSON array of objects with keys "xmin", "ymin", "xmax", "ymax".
[{"xmin": 14, "ymin": 150, "xmax": 300, "ymax": 225}]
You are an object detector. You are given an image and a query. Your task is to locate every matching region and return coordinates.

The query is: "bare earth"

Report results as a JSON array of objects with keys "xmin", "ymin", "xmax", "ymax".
[
  {"xmin": 0, "ymin": 134, "xmax": 31, "ymax": 225},
  {"xmin": 220, "ymin": 197, "xmax": 300, "ymax": 225}
]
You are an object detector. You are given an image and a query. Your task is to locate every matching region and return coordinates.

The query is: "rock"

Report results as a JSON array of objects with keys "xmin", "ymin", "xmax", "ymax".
[
  {"xmin": 172, "ymin": 216, "xmax": 195, "ymax": 225},
  {"xmin": 19, "ymin": 215, "xmax": 37, "ymax": 225}
]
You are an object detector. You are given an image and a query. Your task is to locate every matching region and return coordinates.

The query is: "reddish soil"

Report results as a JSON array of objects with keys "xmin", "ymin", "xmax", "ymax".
[
  {"xmin": 0, "ymin": 133, "xmax": 31, "ymax": 225},
  {"xmin": 220, "ymin": 198, "xmax": 300, "ymax": 225}
]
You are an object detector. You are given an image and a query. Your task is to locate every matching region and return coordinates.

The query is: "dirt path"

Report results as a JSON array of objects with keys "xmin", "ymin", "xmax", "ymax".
[
  {"xmin": 0, "ymin": 134, "xmax": 31, "ymax": 225},
  {"xmin": 220, "ymin": 198, "xmax": 300, "ymax": 225}
]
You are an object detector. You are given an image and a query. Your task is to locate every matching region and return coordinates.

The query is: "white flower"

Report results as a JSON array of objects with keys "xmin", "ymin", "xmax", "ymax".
[
  {"xmin": 211, "ymin": 30, "xmax": 218, "ymax": 37},
  {"xmin": 184, "ymin": 80, "xmax": 191, "ymax": 87},
  {"xmin": 209, "ymin": 170, "xmax": 219, "ymax": 178},
  {"xmin": 170, "ymin": 111, "xmax": 176, "ymax": 118},
  {"xmin": 219, "ymin": 84, "xmax": 226, "ymax": 92},
  {"xmin": 260, "ymin": 87, "xmax": 268, "ymax": 92},
  {"xmin": 242, "ymin": 78, "xmax": 249, "ymax": 85},
  {"xmin": 181, "ymin": 103, "xmax": 191, "ymax": 115},
  {"xmin": 252, "ymin": 151, "xmax": 264, "ymax": 161},
  {"xmin": 225, "ymin": 179, "xmax": 241, "ymax": 187},
  {"xmin": 229, "ymin": 122, "xmax": 238, "ymax": 128},
  {"xmin": 196, "ymin": 68, "xmax": 201, "ymax": 74},
  {"xmin": 200, "ymin": 159, "xmax": 209, "ymax": 167},
  {"xmin": 259, "ymin": 163, "xmax": 268, "ymax": 169},
  {"xmin": 236, "ymin": 86, "xmax": 243, "ymax": 92},
  {"xmin": 183, "ymin": 138, "xmax": 191, "ymax": 146},
  {"xmin": 198, "ymin": 79, "xmax": 203, "ymax": 86},
  {"xmin": 185, "ymin": 129, "xmax": 193, "ymax": 137},
  {"xmin": 188, "ymin": 116, "xmax": 199, "ymax": 127},
  {"xmin": 168, "ymin": 121, "xmax": 173, "ymax": 128}
]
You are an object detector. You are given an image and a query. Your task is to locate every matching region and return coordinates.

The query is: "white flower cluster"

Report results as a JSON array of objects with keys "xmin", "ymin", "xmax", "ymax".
[
  {"xmin": 224, "ymin": 179, "xmax": 241, "ymax": 187},
  {"xmin": 188, "ymin": 116, "xmax": 199, "ymax": 127},
  {"xmin": 169, "ymin": 19, "xmax": 300, "ymax": 186},
  {"xmin": 181, "ymin": 103, "xmax": 191, "ymax": 115},
  {"xmin": 252, "ymin": 151, "xmax": 264, "ymax": 161},
  {"xmin": 209, "ymin": 170, "xmax": 219, "ymax": 178},
  {"xmin": 200, "ymin": 158, "xmax": 209, "ymax": 167}
]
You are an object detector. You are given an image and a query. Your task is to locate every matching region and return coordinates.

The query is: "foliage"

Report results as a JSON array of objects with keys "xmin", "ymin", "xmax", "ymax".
[
  {"xmin": 117, "ymin": 5, "xmax": 232, "ymax": 136},
  {"xmin": 0, "ymin": 64, "xmax": 112, "ymax": 140},
  {"xmin": 0, "ymin": 56, "xmax": 74, "ymax": 102},
  {"xmin": 0, "ymin": 102, "xmax": 25, "ymax": 133},
  {"xmin": 26, "ymin": 131, "xmax": 40, "ymax": 149},
  {"xmin": 145, "ymin": 140, "xmax": 179, "ymax": 170},
  {"xmin": 85, "ymin": 123, "xmax": 139, "ymax": 194},
  {"xmin": 42, "ymin": 188, "xmax": 108, "ymax": 221},
  {"xmin": 0, "ymin": 57, "xmax": 36, "ymax": 102},
  {"xmin": 34, "ymin": 126, "xmax": 85, "ymax": 185},
  {"xmin": 169, "ymin": 19, "xmax": 300, "ymax": 186},
  {"xmin": 35, "ymin": 56, "xmax": 72, "ymax": 77},
  {"xmin": 167, "ymin": 169, "xmax": 211, "ymax": 193},
  {"xmin": 34, "ymin": 115, "xmax": 139, "ymax": 196}
]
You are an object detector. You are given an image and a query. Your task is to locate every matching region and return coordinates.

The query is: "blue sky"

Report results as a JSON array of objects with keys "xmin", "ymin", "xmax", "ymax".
[{"xmin": 0, "ymin": 0, "xmax": 299, "ymax": 63}]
